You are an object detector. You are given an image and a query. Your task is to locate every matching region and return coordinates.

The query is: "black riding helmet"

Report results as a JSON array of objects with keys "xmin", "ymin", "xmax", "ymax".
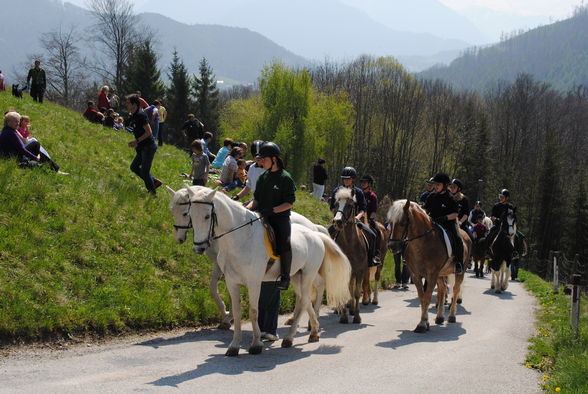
[
  {"xmin": 359, "ymin": 174, "xmax": 374, "ymax": 184},
  {"xmin": 475, "ymin": 200, "xmax": 482, "ymax": 207},
  {"xmin": 451, "ymin": 178, "xmax": 463, "ymax": 190},
  {"xmin": 256, "ymin": 141, "xmax": 281, "ymax": 158},
  {"xmin": 500, "ymin": 189, "xmax": 510, "ymax": 198},
  {"xmin": 340, "ymin": 166, "xmax": 357, "ymax": 179},
  {"xmin": 251, "ymin": 140, "xmax": 264, "ymax": 158},
  {"xmin": 431, "ymin": 172, "xmax": 450, "ymax": 185}
]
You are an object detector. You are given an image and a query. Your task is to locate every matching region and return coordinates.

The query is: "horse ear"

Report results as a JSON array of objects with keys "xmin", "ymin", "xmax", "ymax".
[
  {"xmin": 187, "ymin": 186, "xmax": 196, "ymax": 199},
  {"xmin": 403, "ymin": 199, "xmax": 410, "ymax": 211},
  {"xmin": 206, "ymin": 189, "xmax": 217, "ymax": 202},
  {"xmin": 166, "ymin": 185, "xmax": 176, "ymax": 197}
]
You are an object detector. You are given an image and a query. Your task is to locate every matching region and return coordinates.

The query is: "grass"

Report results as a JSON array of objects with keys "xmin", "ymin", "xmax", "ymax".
[
  {"xmin": 0, "ymin": 92, "xmax": 334, "ymax": 342},
  {"xmin": 518, "ymin": 270, "xmax": 588, "ymax": 392}
]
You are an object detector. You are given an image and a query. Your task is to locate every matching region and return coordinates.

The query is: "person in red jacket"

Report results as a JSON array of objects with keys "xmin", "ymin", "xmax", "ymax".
[{"xmin": 97, "ymin": 85, "xmax": 110, "ymax": 109}]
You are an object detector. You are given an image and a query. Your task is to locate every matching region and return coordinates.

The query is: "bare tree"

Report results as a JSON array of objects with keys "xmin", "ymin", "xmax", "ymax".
[
  {"xmin": 87, "ymin": 0, "xmax": 137, "ymax": 92},
  {"xmin": 40, "ymin": 26, "xmax": 86, "ymax": 107}
]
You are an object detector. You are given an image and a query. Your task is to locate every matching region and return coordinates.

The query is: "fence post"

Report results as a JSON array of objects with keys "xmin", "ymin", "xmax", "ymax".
[
  {"xmin": 570, "ymin": 274, "xmax": 582, "ymax": 340},
  {"xmin": 552, "ymin": 251, "xmax": 559, "ymax": 293}
]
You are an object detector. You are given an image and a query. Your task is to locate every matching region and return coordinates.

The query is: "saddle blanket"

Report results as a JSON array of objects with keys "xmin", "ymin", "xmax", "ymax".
[{"xmin": 434, "ymin": 223, "xmax": 453, "ymax": 259}]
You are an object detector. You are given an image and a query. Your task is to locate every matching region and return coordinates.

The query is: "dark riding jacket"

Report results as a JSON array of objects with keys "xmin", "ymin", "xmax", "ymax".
[{"xmin": 491, "ymin": 202, "xmax": 515, "ymax": 221}]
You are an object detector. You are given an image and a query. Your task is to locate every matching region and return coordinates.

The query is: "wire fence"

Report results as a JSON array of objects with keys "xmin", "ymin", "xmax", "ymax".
[{"xmin": 520, "ymin": 250, "xmax": 587, "ymax": 292}]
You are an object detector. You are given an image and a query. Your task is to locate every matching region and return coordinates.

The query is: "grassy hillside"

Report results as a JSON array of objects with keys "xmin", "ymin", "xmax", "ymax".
[
  {"xmin": 419, "ymin": 7, "xmax": 588, "ymax": 92},
  {"xmin": 0, "ymin": 92, "xmax": 333, "ymax": 342}
]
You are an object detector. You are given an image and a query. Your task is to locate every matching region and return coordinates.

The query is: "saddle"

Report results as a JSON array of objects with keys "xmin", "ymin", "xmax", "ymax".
[{"xmin": 262, "ymin": 220, "xmax": 280, "ymax": 263}]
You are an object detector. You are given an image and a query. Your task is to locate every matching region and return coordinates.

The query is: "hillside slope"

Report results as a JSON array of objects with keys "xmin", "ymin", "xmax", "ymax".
[
  {"xmin": 419, "ymin": 8, "xmax": 588, "ymax": 92},
  {"xmin": 0, "ymin": 92, "xmax": 333, "ymax": 341}
]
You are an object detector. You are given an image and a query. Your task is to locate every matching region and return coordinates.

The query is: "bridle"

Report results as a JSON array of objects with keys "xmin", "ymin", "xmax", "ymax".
[
  {"xmin": 388, "ymin": 207, "xmax": 435, "ymax": 254},
  {"xmin": 173, "ymin": 199, "xmax": 261, "ymax": 248}
]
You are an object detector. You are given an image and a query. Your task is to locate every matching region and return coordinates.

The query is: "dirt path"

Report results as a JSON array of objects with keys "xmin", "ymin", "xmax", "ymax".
[{"xmin": 0, "ymin": 273, "xmax": 540, "ymax": 393}]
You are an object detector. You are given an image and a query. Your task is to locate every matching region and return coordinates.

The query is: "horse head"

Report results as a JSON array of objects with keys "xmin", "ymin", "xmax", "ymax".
[
  {"xmin": 332, "ymin": 187, "xmax": 356, "ymax": 231},
  {"xmin": 168, "ymin": 186, "xmax": 192, "ymax": 244},
  {"xmin": 500, "ymin": 207, "xmax": 517, "ymax": 238},
  {"xmin": 386, "ymin": 199, "xmax": 411, "ymax": 254},
  {"xmin": 187, "ymin": 187, "xmax": 218, "ymax": 254}
]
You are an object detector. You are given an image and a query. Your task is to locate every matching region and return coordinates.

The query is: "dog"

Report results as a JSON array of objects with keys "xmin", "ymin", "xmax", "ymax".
[{"xmin": 11, "ymin": 84, "xmax": 27, "ymax": 98}]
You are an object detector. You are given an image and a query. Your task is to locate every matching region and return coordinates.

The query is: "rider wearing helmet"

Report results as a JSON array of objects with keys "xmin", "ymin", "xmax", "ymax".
[
  {"xmin": 449, "ymin": 178, "xmax": 472, "ymax": 239},
  {"xmin": 419, "ymin": 177, "xmax": 434, "ymax": 206},
  {"xmin": 232, "ymin": 140, "xmax": 265, "ymax": 201},
  {"xmin": 423, "ymin": 172, "xmax": 464, "ymax": 274},
  {"xmin": 247, "ymin": 142, "xmax": 296, "ymax": 290},
  {"xmin": 468, "ymin": 201, "xmax": 486, "ymax": 226},
  {"xmin": 330, "ymin": 167, "xmax": 380, "ymax": 266},
  {"xmin": 487, "ymin": 188, "xmax": 516, "ymax": 244},
  {"xmin": 359, "ymin": 174, "xmax": 382, "ymax": 264}
]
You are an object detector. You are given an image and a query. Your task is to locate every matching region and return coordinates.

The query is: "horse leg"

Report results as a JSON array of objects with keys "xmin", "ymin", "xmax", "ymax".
[
  {"xmin": 372, "ymin": 265, "xmax": 382, "ymax": 305},
  {"xmin": 225, "ymin": 280, "xmax": 242, "ymax": 356},
  {"xmin": 353, "ymin": 274, "xmax": 362, "ymax": 324},
  {"xmin": 282, "ymin": 274, "xmax": 305, "ymax": 348},
  {"xmin": 340, "ymin": 281, "xmax": 352, "ymax": 324},
  {"xmin": 362, "ymin": 268, "xmax": 371, "ymax": 305},
  {"xmin": 435, "ymin": 278, "xmax": 446, "ymax": 325},
  {"xmin": 502, "ymin": 261, "xmax": 510, "ymax": 291},
  {"xmin": 448, "ymin": 274, "xmax": 463, "ymax": 323},
  {"xmin": 306, "ymin": 277, "xmax": 321, "ymax": 342},
  {"xmin": 285, "ymin": 293, "xmax": 302, "ymax": 326},
  {"xmin": 310, "ymin": 275, "xmax": 325, "ymax": 331},
  {"xmin": 412, "ymin": 274, "xmax": 430, "ymax": 333},
  {"xmin": 246, "ymin": 281, "xmax": 263, "ymax": 355},
  {"xmin": 210, "ymin": 262, "xmax": 232, "ymax": 329}
]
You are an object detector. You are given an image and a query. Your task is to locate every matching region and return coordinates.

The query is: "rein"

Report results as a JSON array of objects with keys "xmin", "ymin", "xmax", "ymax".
[
  {"xmin": 389, "ymin": 208, "xmax": 435, "ymax": 253},
  {"xmin": 174, "ymin": 199, "xmax": 261, "ymax": 247}
]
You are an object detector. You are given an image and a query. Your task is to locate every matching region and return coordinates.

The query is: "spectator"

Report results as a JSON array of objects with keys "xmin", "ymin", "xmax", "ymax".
[
  {"xmin": 108, "ymin": 91, "xmax": 119, "ymax": 110},
  {"xmin": 135, "ymin": 91, "xmax": 149, "ymax": 109},
  {"xmin": 0, "ymin": 112, "xmax": 40, "ymax": 166},
  {"xmin": 201, "ymin": 131, "xmax": 215, "ymax": 163},
  {"xmin": 223, "ymin": 158, "xmax": 247, "ymax": 192},
  {"xmin": 154, "ymin": 99, "xmax": 166, "ymax": 146},
  {"xmin": 103, "ymin": 109, "xmax": 115, "ymax": 128},
  {"xmin": 312, "ymin": 158, "xmax": 327, "ymax": 200},
  {"xmin": 0, "ymin": 70, "xmax": 5, "ymax": 91},
  {"xmin": 113, "ymin": 116, "xmax": 124, "ymax": 131},
  {"xmin": 190, "ymin": 139, "xmax": 210, "ymax": 186},
  {"xmin": 211, "ymin": 138, "xmax": 233, "ymax": 169},
  {"xmin": 145, "ymin": 103, "xmax": 159, "ymax": 142},
  {"xmin": 98, "ymin": 85, "xmax": 110, "ymax": 109},
  {"xmin": 26, "ymin": 60, "xmax": 46, "ymax": 103},
  {"xmin": 83, "ymin": 101, "xmax": 101, "ymax": 123},
  {"xmin": 232, "ymin": 140, "xmax": 265, "ymax": 201},
  {"xmin": 16, "ymin": 115, "xmax": 61, "ymax": 172},
  {"xmin": 219, "ymin": 147, "xmax": 241, "ymax": 186},
  {"xmin": 125, "ymin": 94, "xmax": 161, "ymax": 195},
  {"xmin": 181, "ymin": 114, "xmax": 204, "ymax": 147}
]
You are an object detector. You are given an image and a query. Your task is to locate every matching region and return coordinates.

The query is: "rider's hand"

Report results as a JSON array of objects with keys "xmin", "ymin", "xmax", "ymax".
[
  {"xmin": 354, "ymin": 214, "xmax": 362, "ymax": 221},
  {"xmin": 232, "ymin": 195, "xmax": 240, "ymax": 201},
  {"xmin": 259, "ymin": 207, "xmax": 274, "ymax": 218}
]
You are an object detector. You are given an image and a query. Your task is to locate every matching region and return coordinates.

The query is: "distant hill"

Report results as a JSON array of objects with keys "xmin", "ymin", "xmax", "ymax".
[
  {"xmin": 138, "ymin": 0, "xmax": 472, "ymax": 60},
  {"xmin": 419, "ymin": 8, "xmax": 588, "ymax": 92},
  {"xmin": 0, "ymin": 0, "xmax": 308, "ymax": 86}
]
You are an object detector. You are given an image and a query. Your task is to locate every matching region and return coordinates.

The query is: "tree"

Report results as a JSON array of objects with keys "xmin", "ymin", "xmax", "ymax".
[
  {"xmin": 193, "ymin": 58, "xmax": 220, "ymax": 134},
  {"xmin": 123, "ymin": 39, "xmax": 164, "ymax": 103},
  {"xmin": 87, "ymin": 0, "xmax": 137, "ymax": 92},
  {"xmin": 39, "ymin": 26, "xmax": 86, "ymax": 107},
  {"xmin": 165, "ymin": 50, "xmax": 192, "ymax": 132}
]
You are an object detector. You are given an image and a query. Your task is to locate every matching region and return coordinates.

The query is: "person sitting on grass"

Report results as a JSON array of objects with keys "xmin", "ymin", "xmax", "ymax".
[
  {"xmin": 83, "ymin": 101, "xmax": 101, "ymax": 123},
  {"xmin": 16, "ymin": 115, "xmax": 61, "ymax": 172},
  {"xmin": 113, "ymin": 116, "xmax": 124, "ymax": 131},
  {"xmin": 218, "ymin": 147, "xmax": 241, "ymax": 186},
  {"xmin": 0, "ymin": 111, "xmax": 40, "ymax": 167},
  {"xmin": 211, "ymin": 137, "xmax": 233, "ymax": 169},
  {"xmin": 190, "ymin": 139, "xmax": 210, "ymax": 186},
  {"xmin": 223, "ymin": 158, "xmax": 247, "ymax": 192}
]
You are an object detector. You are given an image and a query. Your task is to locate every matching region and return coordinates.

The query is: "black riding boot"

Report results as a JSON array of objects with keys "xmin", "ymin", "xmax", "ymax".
[{"xmin": 276, "ymin": 250, "xmax": 292, "ymax": 290}]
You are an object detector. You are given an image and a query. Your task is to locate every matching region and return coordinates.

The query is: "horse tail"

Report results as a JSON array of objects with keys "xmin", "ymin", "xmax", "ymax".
[
  {"xmin": 317, "ymin": 233, "xmax": 351, "ymax": 308},
  {"xmin": 315, "ymin": 224, "xmax": 329, "ymax": 235}
]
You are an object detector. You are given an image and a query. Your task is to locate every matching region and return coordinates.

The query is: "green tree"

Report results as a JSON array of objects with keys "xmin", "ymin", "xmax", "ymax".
[
  {"xmin": 124, "ymin": 39, "xmax": 164, "ymax": 103},
  {"xmin": 193, "ymin": 58, "xmax": 220, "ymax": 134},
  {"xmin": 166, "ymin": 49, "xmax": 192, "ymax": 131}
]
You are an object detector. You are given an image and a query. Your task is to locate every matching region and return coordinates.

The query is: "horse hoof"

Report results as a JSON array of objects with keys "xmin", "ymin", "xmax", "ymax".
[
  {"xmin": 218, "ymin": 322, "xmax": 232, "ymax": 330},
  {"xmin": 362, "ymin": 300, "xmax": 370, "ymax": 306},
  {"xmin": 285, "ymin": 318, "xmax": 294, "ymax": 326},
  {"xmin": 353, "ymin": 316, "xmax": 362, "ymax": 324},
  {"xmin": 339, "ymin": 317, "xmax": 349, "ymax": 324},
  {"xmin": 308, "ymin": 334, "xmax": 320, "ymax": 343},
  {"xmin": 448, "ymin": 316, "xmax": 456, "ymax": 323},
  {"xmin": 435, "ymin": 316, "xmax": 445, "ymax": 325},
  {"xmin": 248, "ymin": 345, "xmax": 263, "ymax": 355},
  {"xmin": 414, "ymin": 324, "xmax": 428, "ymax": 333},
  {"xmin": 225, "ymin": 347, "xmax": 239, "ymax": 357},
  {"xmin": 281, "ymin": 339, "xmax": 293, "ymax": 348},
  {"xmin": 490, "ymin": 284, "xmax": 495, "ymax": 289},
  {"xmin": 371, "ymin": 300, "xmax": 378, "ymax": 306},
  {"xmin": 457, "ymin": 298, "xmax": 463, "ymax": 304}
]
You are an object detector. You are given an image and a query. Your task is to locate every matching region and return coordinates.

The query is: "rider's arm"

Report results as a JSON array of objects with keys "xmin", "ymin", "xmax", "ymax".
[
  {"xmin": 273, "ymin": 202, "xmax": 293, "ymax": 214},
  {"xmin": 446, "ymin": 212, "xmax": 458, "ymax": 221},
  {"xmin": 235, "ymin": 185, "xmax": 251, "ymax": 200},
  {"xmin": 246, "ymin": 200, "xmax": 257, "ymax": 211}
]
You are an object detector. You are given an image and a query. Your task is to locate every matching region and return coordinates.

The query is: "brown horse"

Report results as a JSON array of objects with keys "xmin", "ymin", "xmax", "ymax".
[
  {"xmin": 332, "ymin": 188, "xmax": 369, "ymax": 324},
  {"xmin": 362, "ymin": 221, "xmax": 389, "ymax": 305},
  {"xmin": 472, "ymin": 237, "xmax": 487, "ymax": 278},
  {"xmin": 387, "ymin": 200, "xmax": 471, "ymax": 332}
]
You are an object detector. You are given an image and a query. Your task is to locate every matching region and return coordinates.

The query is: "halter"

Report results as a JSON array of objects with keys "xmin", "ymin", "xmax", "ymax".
[
  {"xmin": 174, "ymin": 199, "xmax": 261, "ymax": 248},
  {"xmin": 389, "ymin": 207, "xmax": 435, "ymax": 253},
  {"xmin": 333, "ymin": 198, "xmax": 356, "ymax": 228}
]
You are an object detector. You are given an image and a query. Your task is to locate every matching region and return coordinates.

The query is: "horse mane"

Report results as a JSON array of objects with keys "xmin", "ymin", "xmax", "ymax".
[
  {"xmin": 335, "ymin": 187, "xmax": 354, "ymax": 201},
  {"xmin": 387, "ymin": 199, "xmax": 429, "ymax": 224}
]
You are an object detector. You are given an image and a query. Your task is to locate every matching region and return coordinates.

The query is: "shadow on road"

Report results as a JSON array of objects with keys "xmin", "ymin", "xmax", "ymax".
[
  {"xmin": 482, "ymin": 289, "xmax": 516, "ymax": 300},
  {"xmin": 136, "ymin": 329, "xmax": 232, "ymax": 349},
  {"xmin": 148, "ymin": 343, "xmax": 342, "ymax": 387},
  {"xmin": 375, "ymin": 322, "xmax": 466, "ymax": 350}
]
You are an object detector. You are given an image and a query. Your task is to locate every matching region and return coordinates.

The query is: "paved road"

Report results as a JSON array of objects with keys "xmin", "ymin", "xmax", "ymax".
[{"xmin": 1, "ymin": 273, "xmax": 540, "ymax": 393}]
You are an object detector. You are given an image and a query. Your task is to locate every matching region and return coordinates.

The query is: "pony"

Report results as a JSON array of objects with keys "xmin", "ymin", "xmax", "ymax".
[
  {"xmin": 169, "ymin": 186, "xmax": 351, "ymax": 356},
  {"xmin": 488, "ymin": 207, "xmax": 516, "ymax": 293},
  {"xmin": 168, "ymin": 186, "xmax": 329, "ymax": 330},
  {"xmin": 387, "ymin": 200, "xmax": 472, "ymax": 332},
  {"xmin": 362, "ymin": 221, "xmax": 389, "ymax": 305},
  {"xmin": 331, "ymin": 187, "xmax": 369, "ymax": 324}
]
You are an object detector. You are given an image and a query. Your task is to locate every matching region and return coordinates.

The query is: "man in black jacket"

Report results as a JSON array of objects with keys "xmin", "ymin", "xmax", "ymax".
[
  {"xmin": 312, "ymin": 158, "xmax": 327, "ymax": 199},
  {"xmin": 27, "ymin": 60, "xmax": 46, "ymax": 103}
]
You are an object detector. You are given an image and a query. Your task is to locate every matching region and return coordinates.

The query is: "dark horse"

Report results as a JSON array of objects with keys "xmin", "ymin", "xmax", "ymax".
[
  {"xmin": 387, "ymin": 200, "xmax": 472, "ymax": 332},
  {"xmin": 472, "ymin": 235, "xmax": 487, "ymax": 278},
  {"xmin": 488, "ymin": 208, "xmax": 516, "ymax": 293}
]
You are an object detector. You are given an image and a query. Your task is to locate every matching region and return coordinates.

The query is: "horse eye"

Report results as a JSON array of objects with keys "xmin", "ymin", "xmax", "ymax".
[
  {"xmin": 182, "ymin": 212, "xmax": 188, "ymax": 217},
  {"xmin": 205, "ymin": 214, "xmax": 211, "ymax": 220}
]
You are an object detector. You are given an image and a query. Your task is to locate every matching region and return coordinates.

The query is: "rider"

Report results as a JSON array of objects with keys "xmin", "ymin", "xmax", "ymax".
[
  {"xmin": 424, "ymin": 172, "xmax": 464, "ymax": 274},
  {"xmin": 419, "ymin": 177, "xmax": 434, "ymax": 206},
  {"xmin": 468, "ymin": 201, "xmax": 486, "ymax": 226},
  {"xmin": 359, "ymin": 174, "xmax": 382, "ymax": 265},
  {"xmin": 487, "ymin": 189, "xmax": 515, "ymax": 243},
  {"xmin": 329, "ymin": 167, "xmax": 381, "ymax": 266},
  {"xmin": 247, "ymin": 142, "xmax": 296, "ymax": 290},
  {"xmin": 449, "ymin": 178, "xmax": 472, "ymax": 239}
]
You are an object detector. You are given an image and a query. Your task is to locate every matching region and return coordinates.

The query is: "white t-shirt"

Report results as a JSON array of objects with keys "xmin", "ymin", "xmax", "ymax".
[{"xmin": 246, "ymin": 164, "xmax": 265, "ymax": 192}]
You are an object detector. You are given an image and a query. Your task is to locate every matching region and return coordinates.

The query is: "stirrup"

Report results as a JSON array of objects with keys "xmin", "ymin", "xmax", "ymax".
[
  {"xmin": 369, "ymin": 257, "xmax": 382, "ymax": 267},
  {"xmin": 275, "ymin": 275, "xmax": 290, "ymax": 290}
]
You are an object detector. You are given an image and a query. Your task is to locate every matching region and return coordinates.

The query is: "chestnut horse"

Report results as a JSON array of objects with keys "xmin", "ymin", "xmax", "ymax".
[
  {"xmin": 387, "ymin": 200, "xmax": 472, "ymax": 332},
  {"xmin": 332, "ymin": 188, "xmax": 369, "ymax": 324},
  {"xmin": 362, "ymin": 221, "xmax": 389, "ymax": 305}
]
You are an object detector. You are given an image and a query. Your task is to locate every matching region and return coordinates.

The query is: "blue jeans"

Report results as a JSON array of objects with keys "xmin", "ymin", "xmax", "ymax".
[
  {"xmin": 130, "ymin": 141, "xmax": 157, "ymax": 191},
  {"xmin": 158, "ymin": 123, "xmax": 165, "ymax": 145}
]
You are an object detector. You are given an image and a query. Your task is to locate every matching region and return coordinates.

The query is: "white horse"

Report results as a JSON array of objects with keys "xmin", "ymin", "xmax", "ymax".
[
  {"xmin": 167, "ymin": 186, "xmax": 329, "ymax": 329},
  {"xmin": 490, "ymin": 208, "xmax": 517, "ymax": 293},
  {"xmin": 169, "ymin": 186, "xmax": 351, "ymax": 356}
]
